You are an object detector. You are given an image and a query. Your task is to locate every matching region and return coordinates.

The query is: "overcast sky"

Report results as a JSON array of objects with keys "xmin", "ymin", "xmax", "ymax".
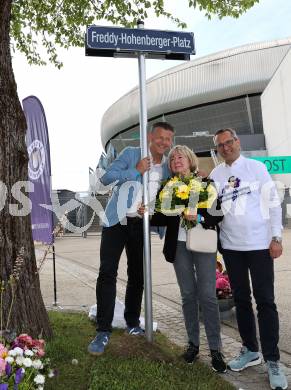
[{"xmin": 12, "ymin": 0, "xmax": 291, "ymax": 192}]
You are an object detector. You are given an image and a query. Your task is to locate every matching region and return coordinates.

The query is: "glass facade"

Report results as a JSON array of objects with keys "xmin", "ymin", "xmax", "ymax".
[{"xmin": 106, "ymin": 94, "xmax": 265, "ymax": 156}]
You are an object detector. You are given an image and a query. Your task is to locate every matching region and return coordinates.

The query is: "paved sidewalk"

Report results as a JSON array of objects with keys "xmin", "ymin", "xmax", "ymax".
[{"xmin": 37, "ymin": 231, "xmax": 291, "ymax": 390}]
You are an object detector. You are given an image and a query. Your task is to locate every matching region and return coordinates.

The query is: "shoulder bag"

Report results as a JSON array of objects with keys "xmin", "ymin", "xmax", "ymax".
[{"xmin": 186, "ymin": 223, "xmax": 217, "ymax": 253}]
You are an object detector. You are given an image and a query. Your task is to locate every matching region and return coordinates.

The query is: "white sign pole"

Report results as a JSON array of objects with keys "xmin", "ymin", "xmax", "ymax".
[{"xmin": 137, "ymin": 20, "xmax": 153, "ymax": 342}]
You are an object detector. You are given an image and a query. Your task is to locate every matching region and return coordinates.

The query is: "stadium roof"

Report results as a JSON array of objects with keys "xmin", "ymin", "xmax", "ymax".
[{"xmin": 101, "ymin": 37, "xmax": 291, "ymax": 148}]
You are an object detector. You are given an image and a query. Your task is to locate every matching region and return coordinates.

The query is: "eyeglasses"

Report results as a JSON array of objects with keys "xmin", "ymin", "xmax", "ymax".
[{"xmin": 215, "ymin": 138, "xmax": 236, "ymax": 150}]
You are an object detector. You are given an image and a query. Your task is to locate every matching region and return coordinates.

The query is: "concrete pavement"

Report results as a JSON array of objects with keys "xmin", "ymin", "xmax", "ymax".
[{"xmin": 37, "ymin": 229, "xmax": 291, "ymax": 390}]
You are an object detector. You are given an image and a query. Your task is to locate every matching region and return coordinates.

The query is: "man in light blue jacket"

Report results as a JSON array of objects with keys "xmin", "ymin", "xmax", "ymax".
[{"xmin": 88, "ymin": 122, "xmax": 174, "ymax": 355}]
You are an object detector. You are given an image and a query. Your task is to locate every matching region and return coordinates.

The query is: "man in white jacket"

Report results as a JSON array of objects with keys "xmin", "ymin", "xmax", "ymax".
[{"xmin": 210, "ymin": 128, "xmax": 288, "ymax": 390}]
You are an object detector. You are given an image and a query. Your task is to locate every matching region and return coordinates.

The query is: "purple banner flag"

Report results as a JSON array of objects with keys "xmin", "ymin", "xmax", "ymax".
[{"xmin": 23, "ymin": 96, "xmax": 54, "ymax": 244}]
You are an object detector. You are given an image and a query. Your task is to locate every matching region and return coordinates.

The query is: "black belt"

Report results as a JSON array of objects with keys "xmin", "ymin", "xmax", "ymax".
[{"xmin": 126, "ymin": 216, "xmax": 143, "ymax": 224}]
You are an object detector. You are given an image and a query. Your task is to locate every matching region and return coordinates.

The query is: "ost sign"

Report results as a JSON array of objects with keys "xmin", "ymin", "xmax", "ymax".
[
  {"xmin": 86, "ymin": 25, "xmax": 195, "ymax": 60},
  {"xmin": 251, "ymin": 156, "xmax": 291, "ymax": 174}
]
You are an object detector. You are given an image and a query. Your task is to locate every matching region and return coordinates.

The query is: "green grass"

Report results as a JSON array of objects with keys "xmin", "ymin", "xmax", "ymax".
[
  {"xmin": 45, "ymin": 311, "xmax": 235, "ymax": 390},
  {"xmin": 45, "ymin": 311, "xmax": 97, "ymax": 390}
]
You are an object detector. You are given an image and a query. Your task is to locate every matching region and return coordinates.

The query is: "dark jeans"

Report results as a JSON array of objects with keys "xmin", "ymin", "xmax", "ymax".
[
  {"xmin": 96, "ymin": 218, "xmax": 144, "ymax": 332},
  {"xmin": 222, "ymin": 249, "xmax": 280, "ymax": 361}
]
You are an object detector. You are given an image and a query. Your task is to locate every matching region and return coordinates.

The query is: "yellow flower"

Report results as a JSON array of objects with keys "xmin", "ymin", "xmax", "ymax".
[
  {"xmin": 175, "ymin": 184, "xmax": 190, "ymax": 200},
  {"xmin": 166, "ymin": 176, "xmax": 179, "ymax": 187},
  {"xmin": 189, "ymin": 178, "xmax": 202, "ymax": 192},
  {"xmin": 197, "ymin": 200, "xmax": 208, "ymax": 208},
  {"xmin": 197, "ymin": 184, "xmax": 217, "ymax": 208}
]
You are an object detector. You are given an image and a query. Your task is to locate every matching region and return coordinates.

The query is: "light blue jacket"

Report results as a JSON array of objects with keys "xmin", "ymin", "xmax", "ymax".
[{"xmin": 101, "ymin": 146, "xmax": 170, "ymax": 227}]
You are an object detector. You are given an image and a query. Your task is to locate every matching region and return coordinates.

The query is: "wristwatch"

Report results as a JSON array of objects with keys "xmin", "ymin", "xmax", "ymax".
[{"xmin": 272, "ymin": 236, "xmax": 282, "ymax": 243}]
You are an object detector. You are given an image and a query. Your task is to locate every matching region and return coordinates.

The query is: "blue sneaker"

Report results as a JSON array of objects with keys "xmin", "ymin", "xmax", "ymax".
[
  {"xmin": 267, "ymin": 361, "xmax": 288, "ymax": 390},
  {"xmin": 228, "ymin": 346, "xmax": 262, "ymax": 371},
  {"xmin": 88, "ymin": 331, "xmax": 110, "ymax": 355},
  {"xmin": 126, "ymin": 326, "xmax": 145, "ymax": 336}
]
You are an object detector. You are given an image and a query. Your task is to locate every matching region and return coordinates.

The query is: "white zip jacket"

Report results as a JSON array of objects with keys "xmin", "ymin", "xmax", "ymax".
[{"xmin": 210, "ymin": 155, "xmax": 282, "ymax": 251}]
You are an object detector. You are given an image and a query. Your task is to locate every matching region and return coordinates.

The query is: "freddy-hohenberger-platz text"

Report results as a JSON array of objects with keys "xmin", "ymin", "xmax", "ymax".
[{"xmin": 90, "ymin": 31, "xmax": 192, "ymax": 49}]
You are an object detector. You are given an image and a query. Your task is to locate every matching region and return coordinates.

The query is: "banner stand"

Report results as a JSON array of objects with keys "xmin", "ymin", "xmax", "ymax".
[
  {"xmin": 23, "ymin": 96, "xmax": 62, "ymax": 309},
  {"xmin": 51, "ymin": 245, "xmax": 59, "ymax": 307}
]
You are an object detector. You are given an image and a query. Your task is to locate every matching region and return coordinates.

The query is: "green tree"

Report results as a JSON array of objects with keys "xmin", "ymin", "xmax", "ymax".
[{"xmin": 0, "ymin": 0, "xmax": 259, "ymax": 338}]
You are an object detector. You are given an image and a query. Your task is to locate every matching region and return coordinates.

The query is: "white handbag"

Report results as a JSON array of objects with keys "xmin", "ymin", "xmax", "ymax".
[{"xmin": 186, "ymin": 223, "xmax": 217, "ymax": 253}]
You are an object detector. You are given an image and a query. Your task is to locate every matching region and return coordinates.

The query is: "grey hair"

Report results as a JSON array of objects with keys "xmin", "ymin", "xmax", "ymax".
[{"xmin": 213, "ymin": 128, "xmax": 239, "ymax": 143}]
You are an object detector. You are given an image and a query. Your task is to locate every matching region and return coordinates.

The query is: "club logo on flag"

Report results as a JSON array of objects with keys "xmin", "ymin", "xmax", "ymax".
[{"xmin": 27, "ymin": 139, "xmax": 46, "ymax": 180}]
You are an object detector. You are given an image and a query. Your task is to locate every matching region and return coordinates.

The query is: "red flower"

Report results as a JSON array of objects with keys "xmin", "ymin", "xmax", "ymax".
[{"xmin": 12, "ymin": 334, "xmax": 45, "ymax": 357}]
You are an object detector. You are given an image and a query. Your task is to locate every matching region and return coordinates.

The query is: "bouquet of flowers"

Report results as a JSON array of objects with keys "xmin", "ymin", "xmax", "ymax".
[
  {"xmin": 0, "ymin": 333, "xmax": 55, "ymax": 390},
  {"xmin": 155, "ymin": 174, "xmax": 217, "ymax": 229}
]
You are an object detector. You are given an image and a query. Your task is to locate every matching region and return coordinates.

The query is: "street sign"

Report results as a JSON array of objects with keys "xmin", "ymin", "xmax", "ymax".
[
  {"xmin": 250, "ymin": 156, "xmax": 291, "ymax": 174},
  {"xmin": 86, "ymin": 25, "xmax": 195, "ymax": 60}
]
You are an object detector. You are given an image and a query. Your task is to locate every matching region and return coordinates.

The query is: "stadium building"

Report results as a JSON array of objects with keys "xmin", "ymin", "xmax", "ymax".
[{"xmin": 99, "ymin": 37, "xmax": 291, "ymax": 223}]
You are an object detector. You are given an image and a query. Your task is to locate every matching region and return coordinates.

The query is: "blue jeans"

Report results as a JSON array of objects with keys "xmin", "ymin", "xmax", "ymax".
[
  {"xmin": 222, "ymin": 249, "xmax": 280, "ymax": 361},
  {"xmin": 174, "ymin": 241, "xmax": 222, "ymax": 350}
]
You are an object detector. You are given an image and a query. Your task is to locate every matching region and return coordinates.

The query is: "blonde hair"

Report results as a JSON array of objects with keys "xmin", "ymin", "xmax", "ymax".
[{"xmin": 168, "ymin": 145, "xmax": 198, "ymax": 173}]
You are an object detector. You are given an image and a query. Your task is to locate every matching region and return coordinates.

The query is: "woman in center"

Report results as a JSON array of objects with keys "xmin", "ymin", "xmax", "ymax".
[{"xmin": 146, "ymin": 145, "xmax": 226, "ymax": 373}]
